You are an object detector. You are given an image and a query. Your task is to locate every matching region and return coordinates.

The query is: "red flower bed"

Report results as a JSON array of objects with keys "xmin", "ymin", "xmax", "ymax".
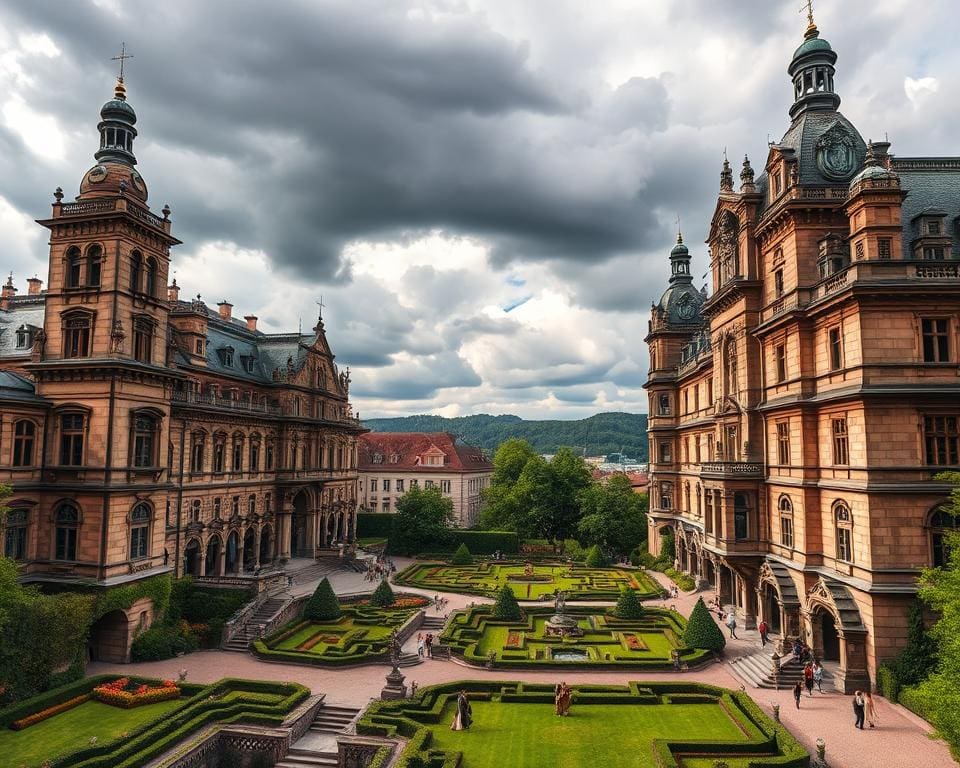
[
  {"xmin": 354, "ymin": 596, "xmax": 429, "ymax": 609},
  {"xmin": 92, "ymin": 678, "xmax": 181, "ymax": 709},
  {"xmin": 505, "ymin": 631, "xmax": 524, "ymax": 649},
  {"xmin": 297, "ymin": 633, "xmax": 340, "ymax": 651},
  {"xmin": 623, "ymin": 634, "xmax": 646, "ymax": 651},
  {"xmin": 11, "ymin": 694, "xmax": 90, "ymax": 730}
]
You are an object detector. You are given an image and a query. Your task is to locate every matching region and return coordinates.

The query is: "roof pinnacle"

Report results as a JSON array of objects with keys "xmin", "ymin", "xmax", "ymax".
[{"xmin": 800, "ymin": 0, "xmax": 818, "ymax": 38}]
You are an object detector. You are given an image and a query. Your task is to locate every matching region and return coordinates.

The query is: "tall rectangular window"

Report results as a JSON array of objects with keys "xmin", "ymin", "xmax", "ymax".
[
  {"xmin": 658, "ymin": 394, "xmax": 671, "ymax": 415},
  {"xmin": 396, "ymin": 479, "xmax": 404, "ymax": 493},
  {"xmin": 774, "ymin": 269, "xmax": 784, "ymax": 297},
  {"xmin": 659, "ymin": 442, "xmax": 672, "ymax": 463},
  {"xmin": 837, "ymin": 527, "xmax": 853, "ymax": 562},
  {"xmin": 777, "ymin": 422, "xmax": 790, "ymax": 465},
  {"xmin": 924, "ymin": 416, "xmax": 959, "ymax": 466},
  {"xmin": 12, "ymin": 420, "xmax": 35, "ymax": 467},
  {"xmin": 780, "ymin": 516, "xmax": 794, "ymax": 548},
  {"xmin": 59, "ymin": 414, "xmax": 85, "ymax": 466},
  {"xmin": 213, "ymin": 438, "xmax": 225, "ymax": 474},
  {"xmin": 191, "ymin": 434, "xmax": 205, "ymax": 473},
  {"xmin": 828, "ymin": 327, "xmax": 843, "ymax": 371},
  {"xmin": 383, "ymin": 479, "xmax": 391, "ymax": 492},
  {"xmin": 371, "ymin": 478, "xmax": 378, "ymax": 492},
  {"xmin": 133, "ymin": 319, "xmax": 153, "ymax": 364},
  {"xmin": 775, "ymin": 343, "xmax": 787, "ymax": 382},
  {"xmin": 63, "ymin": 314, "xmax": 91, "ymax": 358},
  {"xmin": 878, "ymin": 238, "xmax": 891, "ymax": 259},
  {"xmin": 921, "ymin": 319, "xmax": 950, "ymax": 363},
  {"xmin": 441, "ymin": 479, "xmax": 451, "ymax": 493},
  {"xmin": 831, "ymin": 417, "xmax": 849, "ymax": 465}
]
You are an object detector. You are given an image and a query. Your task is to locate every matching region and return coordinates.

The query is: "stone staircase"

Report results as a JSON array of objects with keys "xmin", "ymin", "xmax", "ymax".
[
  {"xmin": 222, "ymin": 595, "xmax": 287, "ymax": 652},
  {"xmin": 421, "ymin": 614, "xmax": 447, "ymax": 633},
  {"xmin": 275, "ymin": 705, "xmax": 362, "ymax": 768},
  {"xmin": 729, "ymin": 648, "xmax": 833, "ymax": 690}
]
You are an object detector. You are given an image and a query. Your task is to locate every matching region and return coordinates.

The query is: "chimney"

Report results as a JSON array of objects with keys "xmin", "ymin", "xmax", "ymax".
[
  {"xmin": 26, "ymin": 277, "xmax": 42, "ymax": 295},
  {"xmin": 244, "ymin": 314, "xmax": 258, "ymax": 332},
  {"xmin": 167, "ymin": 278, "xmax": 180, "ymax": 302},
  {"xmin": 217, "ymin": 300, "xmax": 233, "ymax": 321},
  {"xmin": 1, "ymin": 274, "xmax": 16, "ymax": 310}
]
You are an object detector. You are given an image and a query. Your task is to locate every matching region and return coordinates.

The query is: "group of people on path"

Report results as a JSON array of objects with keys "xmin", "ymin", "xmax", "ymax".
[
  {"xmin": 365, "ymin": 556, "xmax": 396, "ymax": 582},
  {"xmin": 791, "ymin": 660, "xmax": 826, "ymax": 707},
  {"xmin": 416, "ymin": 632, "xmax": 436, "ymax": 658}
]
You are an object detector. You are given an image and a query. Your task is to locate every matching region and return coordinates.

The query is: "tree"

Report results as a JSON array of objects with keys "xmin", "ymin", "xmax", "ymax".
[
  {"xmin": 893, "ymin": 599, "xmax": 937, "ymax": 686},
  {"xmin": 657, "ymin": 527, "xmax": 676, "ymax": 565},
  {"xmin": 913, "ymin": 471, "xmax": 960, "ymax": 755},
  {"xmin": 577, "ymin": 474, "xmax": 648, "ymax": 555},
  {"xmin": 450, "ymin": 543, "xmax": 473, "ymax": 566},
  {"xmin": 614, "ymin": 588, "xmax": 643, "ymax": 620},
  {"xmin": 492, "ymin": 585, "xmax": 522, "ymax": 621},
  {"xmin": 370, "ymin": 578, "xmax": 395, "ymax": 607},
  {"xmin": 303, "ymin": 577, "xmax": 341, "ymax": 621},
  {"xmin": 522, "ymin": 448, "xmax": 592, "ymax": 543},
  {"xmin": 584, "ymin": 544, "xmax": 609, "ymax": 568},
  {"xmin": 479, "ymin": 439, "xmax": 538, "ymax": 532},
  {"xmin": 683, "ymin": 597, "xmax": 725, "ymax": 653},
  {"xmin": 390, "ymin": 486, "xmax": 454, "ymax": 555}
]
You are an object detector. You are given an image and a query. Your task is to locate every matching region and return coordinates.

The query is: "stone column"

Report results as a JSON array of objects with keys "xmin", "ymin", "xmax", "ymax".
[
  {"xmin": 219, "ymin": 542, "xmax": 227, "ymax": 576},
  {"xmin": 236, "ymin": 527, "xmax": 245, "ymax": 573},
  {"xmin": 253, "ymin": 526, "xmax": 261, "ymax": 569},
  {"xmin": 737, "ymin": 571, "xmax": 757, "ymax": 630}
]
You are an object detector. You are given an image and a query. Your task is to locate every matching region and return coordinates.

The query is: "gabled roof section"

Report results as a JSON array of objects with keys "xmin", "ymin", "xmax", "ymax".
[
  {"xmin": 358, "ymin": 432, "xmax": 492, "ymax": 472},
  {"xmin": 0, "ymin": 295, "xmax": 45, "ymax": 360}
]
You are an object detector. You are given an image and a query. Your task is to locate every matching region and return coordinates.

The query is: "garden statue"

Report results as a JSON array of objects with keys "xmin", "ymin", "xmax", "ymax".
[{"xmin": 545, "ymin": 591, "xmax": 581, "ymax": 637}]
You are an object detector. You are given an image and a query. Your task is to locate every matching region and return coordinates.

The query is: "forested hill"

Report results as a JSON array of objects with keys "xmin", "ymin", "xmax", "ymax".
[{"xmin": 361, "ymin": 412, "xmax": 648, "ymax": 459}]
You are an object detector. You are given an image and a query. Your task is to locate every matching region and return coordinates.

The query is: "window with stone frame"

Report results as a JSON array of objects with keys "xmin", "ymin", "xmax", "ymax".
[
  {"xmin": 231, "ymin": 433, "xmax": 244, "ymax": 472},
  {"xmin": 54, "ymin": 503, "xmax": 79, "ymax": 561},
  {"xmin": 383, "ymin": 479, "xmax": 391, "ymax": 492},
  {"xmin": 3, "ymin": 507, "xmax": 28, "ymax": 560},
  {"xmin": 190, "ymin": 432, "xmax": 205, "ymax": 473},
  {"xmin": 264, "ymin": 493, "xmax": 272, "ymax": 514},
  {"xmin": 130, "ymin": 251, "xmax": 143, "ymax": 292},
  {"xmin": 929, "ymin": 506, "xmax": 959, "ymax": 568},
  {"xmin": 658, "ymin": 393, "xmax": 671, "ymax": 416},
  {"xmin": 59, "ymin": 413, "xmax": 85, "ymax": 466},
  {"xmin": 213, "ymin": 497, "xmax": 222, "ymax": 519},
  {"xmin": 133, "ymin": 316, "xmax": 154, "ymax": 364},
  {"xmin": 659, "ymin": 441, "xmax": 672, "ymax": 463},
  {"xmin": 831, "ymin": 417, "xmax": 849, "ymax": 465},
  {"xmin": 249, "ymin": 435, "xmax": 261, "ymax": 471},
  {"xmin": 878, "ymin": 238, "xmax": 892, "ymax": 259},
  {"xmin": 248, "ymin": 494, "xmax": 256, "ymax": 515},
  {"xmin": 65, "ymin": 246, "xmax": 82, "ymax": 288},
  {"xmin": 86, "ymin": 244, "xmax": 102, "ymax": 287},
  {"xmin": 410, "ymin": 479, "xmax": 418, "ymax": 489},
  {"xmin": 232, "ymin": 496, "xmax": 240, "ymax": 516},
  {"xmin": 776, "ymin": 421, "xmax": 791, "ymax": 466},
  {"xmin": 213, "ymin": 433, "xmax": 226, "ymax": 474},
  {"xmin": 659, "ymin": 482, "xmax": 673, "ymax": 511},
  {"xmin": 924, "ymin": 415, "xmax": 959, "ymax": 466},
  {"xmin": 779, "ymin": 496, "xmax": 794, "ymax": 548},
  {"xmin": 921, "ymin": 318, "xmax": 951, "ymax": 363},
  {"xmin": 828, "ymin": 326, "xmax": 843, "ymax": 371},
  {"xmin": 775, "ymin": 342, "xmax": 787, "ymax": 383},
  {"xmin": 12, "ymin": 419, "xmax": 36, "ymax": 467},
  {"xmin": 129, "ymin": 502, "xmax": 151, "ymax": 560},
  {"xmin": 440, "ymin": 479, "xmax": 451, "ymax": 493},
  {"xmin": 265, "ymin": 439, "xmax": 275, "ymax": 470},
  {"xmin": 834, "ymin": 502, "xmax": 853, "ymax": 562},
  {"xmin": 131, "ymin": 412, "xmax": 158, "ymax": 468},
  {"xmin": 145, "ymin": 257, "xmax": 158, "ymax": 298},
  {"xmin": 62, "ymin": 311, "xmax": 92, "ymax": 358},
  {"xmin": 396, "ymin": 478, "xmax": 404, "ymax": 493},
  {"xmin": 774, "ymin": 268, "xmax": 784, "ymax": 298}
]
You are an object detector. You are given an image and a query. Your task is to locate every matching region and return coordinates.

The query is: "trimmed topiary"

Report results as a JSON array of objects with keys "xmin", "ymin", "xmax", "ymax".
[
  {"xmin": 370, "ymin": 578, "xmax": 396, "ymax": 607},
  {"xmin": 304, "ymin": 577, "xmax": 342, "ymax": 621},
  {"xmin": 451, "ymin": 543, "xmax": 474, "ymax": 565},
  {"xmin": 683, "ymin": 597, "xmax": 725, "ymax": 653},
  {"xmin": 613, "ymin": 588, "xmax": 643, "ymax": 619},
  {"xmin": 492, "ymin": 585, "xmax": 522, "ymax": 621},
  {"xmin": 584, "ymin": 544, "xmax": 609, "ymax": 568}
]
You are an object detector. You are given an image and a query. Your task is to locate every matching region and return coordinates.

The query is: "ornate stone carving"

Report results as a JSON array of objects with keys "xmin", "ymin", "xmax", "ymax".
[{"xmin": 815, "ymin": 122, "xmax": 858, "ymax": 181}]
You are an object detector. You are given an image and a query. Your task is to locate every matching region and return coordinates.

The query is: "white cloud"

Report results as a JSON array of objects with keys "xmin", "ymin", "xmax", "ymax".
[{"xmin": 903, "ymin": 76, "xmax": 939, "ymax": 104}]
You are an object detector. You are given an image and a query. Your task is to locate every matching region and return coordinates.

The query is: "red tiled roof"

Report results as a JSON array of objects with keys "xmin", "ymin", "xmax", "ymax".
[{"xmin": 358, "ymin": 432, "xmax": 492, "ymax": 472}]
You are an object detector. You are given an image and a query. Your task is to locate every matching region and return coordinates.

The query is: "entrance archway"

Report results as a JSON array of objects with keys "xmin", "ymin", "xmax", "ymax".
[
  {"xmin": 88, "ymin": 609, "xmax": 129, "ymax": 662},
  {"xmin": 764, "ymin": 583, "xmax": 782, "ymax": 634},
  {"xmin": 291, "ymin": 490, "xmax": 309, "ymax": 556},
  {"xmin": 226, "ymin": 531, "xmax": 240, "ymax": 573},
  {"xmin": 259, "ymin": 525, "xmax": 273, "ymax": 564},
  {"xmin": 205, "ymin": 536, "xmax": 221, "ymax": 577},
  {"xmin": 820, "ymin": 611, "xmax": 840, "ymax": 661},
  {"xmin": 184, "ymin": 539, "xmax": 201, "ymax": 577},
  {"xmin": 243, "ymin": 528, "xmax": 256, "ymax": 570}
]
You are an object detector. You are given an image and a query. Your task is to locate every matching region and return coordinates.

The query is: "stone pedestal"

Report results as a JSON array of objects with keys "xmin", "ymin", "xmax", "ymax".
[{"xmin": 380, "ymin": 665, "xmax": 407, "ymax": 700}]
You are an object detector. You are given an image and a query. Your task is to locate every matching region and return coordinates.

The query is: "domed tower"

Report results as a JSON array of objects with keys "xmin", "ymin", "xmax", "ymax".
[{"xmin": 788, "ymin": 14, "xmax": 840, "ymax": 119}]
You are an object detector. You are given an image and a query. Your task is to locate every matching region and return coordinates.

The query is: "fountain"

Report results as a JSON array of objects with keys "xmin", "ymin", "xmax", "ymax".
[{"xmin": 544, "ymin": 592, "xmax": 583, "ymax": 638}]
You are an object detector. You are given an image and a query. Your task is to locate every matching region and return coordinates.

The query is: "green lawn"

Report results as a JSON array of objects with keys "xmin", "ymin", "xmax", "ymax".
[
  {"xmin": 429, "ymin": 700, "xmax": 745, "ymax": 768},
  {"xmin": 1, "ymin": 698, "xmax": 182, "ymax": 767},
  {"xmin": 274, "ymin": 617, "xmax": 394, "ymax": 655},
  {"xmin": 394, "ymin": 561, "xmax": 662, "ymax": 600}
]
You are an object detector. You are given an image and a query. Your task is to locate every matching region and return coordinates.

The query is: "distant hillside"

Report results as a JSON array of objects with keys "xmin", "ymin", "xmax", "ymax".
[{"xmin": 361, "ymin": 412, "xmax": 648, "ymax": 460}]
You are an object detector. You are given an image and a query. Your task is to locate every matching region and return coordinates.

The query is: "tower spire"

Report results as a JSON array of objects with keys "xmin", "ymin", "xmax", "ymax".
[
  {"xmin": 800, "ymin": 0, "xmax": 817, "ymax": 37},
  {"xmin": 110, "ymin": 42, "xmax": 134, "ymax": 99}
]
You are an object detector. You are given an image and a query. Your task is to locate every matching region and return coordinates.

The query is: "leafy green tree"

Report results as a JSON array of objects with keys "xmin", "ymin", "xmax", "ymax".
[
  {"xmin": 683, "ymin": 597, "xmax": 725, "ymax": 653},
  {"xmin": 479, "ymin": 439, "xmax": 538, "ymax": 532},
  {"xmin": 370, "ymin": 578, "xmax": 396, "ymax": 607},
  {"xmin": 303, "ymin": 577, "xmax": 341, "ymax": 621},
  {"xmin": 584, "ymin": 544, "xmax": 609, "ymax": 568},
  {"xmin": 522, "ymin": 448, "xmax": 592, "ymax": 543},
  {"xmin": 657, "ymin": 527, "xmax": 676, "ymax": 564},
  {"xmin": 613, "ymin": 588, "xmax": 643, "ymax": 619},
  {"xmin": 893, "ymin": 599, "xmax": 937, "ymax": 686},
  {"xmin": 390, "ymin": 486, "xmax": 454, "ymax": 555},
  {"xmin": 577, "ymin": 474, "xmax": 648, "ymax": 555},
  {"xmin": 450, "ymin": 543, "xmax": 473, "ymax": 565},
  {"xmin": 492, "ymin": 585, "xmax": 522, "ymax": 621},
  {"xmin": 913, "ymin": 472, "xmax": 960, "ymax": 755}
]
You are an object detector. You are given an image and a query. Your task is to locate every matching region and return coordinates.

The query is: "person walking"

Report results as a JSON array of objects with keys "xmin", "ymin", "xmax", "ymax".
[
  {"xmin": 425, "ymin": 633, "xmax": 434, "ymax": 658},
  {"xmin": 812, "ymin": 661, "xmax": 824, "ymax": 693},
  {"xmin": 725, "ymin": 611, "xmax": 738, "ymax": 639},
  {"xmin": 793, "ymin": 681, "xmax": 803, "ymax": 710},
  {"xmin": 865, "ymin": 691, "xmax": 878, "ymax": 728},
  {"xmin": 853, "ymin": 690, "xmax": 866, "ymax": 729},
  {"xmin": 416, "ymin": 633, "xmax": 424, "ymax": 658},
  {"xmin": 803, "ymin": 662, "xmax": 815, "ymax": 697},
  {"xmin": 758, "ymin": 620, "xmax": 769, "ymax": 647}
]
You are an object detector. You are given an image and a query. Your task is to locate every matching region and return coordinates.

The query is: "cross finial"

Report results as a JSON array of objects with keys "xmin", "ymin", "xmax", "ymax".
[
  {"xmin": 799, "ymin": 0, "xmax": 816, "ymax": 33},
  {"xmin": 111, "ymin": 42, "xmax": 134, "ymax": 81},
  {"xmin": 316, "ymin": 295, "xmax": 325, "ymax": 320}
]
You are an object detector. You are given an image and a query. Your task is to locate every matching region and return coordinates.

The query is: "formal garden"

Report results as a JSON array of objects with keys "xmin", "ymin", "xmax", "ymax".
[
  {"xmin": 253, "ymin": 578, "xmax": 429, "ymax": 666},
  {"xmin": 358, "ymin": 680, "xmax": 808, "ymax": 768},
  {"xmin": 393, "ymin": 560, "xmax": 662, "ymax": 600},
  {"xmin": 0, "ymin": 674, "xmax": 308, "ymax": 768}
]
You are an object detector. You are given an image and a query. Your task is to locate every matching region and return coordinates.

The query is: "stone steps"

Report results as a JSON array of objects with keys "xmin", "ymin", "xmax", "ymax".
[
  {"xmin": 421, "ymin": 615, "xmax": 447, "ymax": 631},
  {"xmin": 397, "ymin": 652, "xmax": 422, "ymax": 667},
  {"xmin": 309, "ymin": 705, "xmax": 361, "ymax": 733},
  {"xmin": 729, "ymin": 650, "xmax": 831, "ymax": 690},
  {"xmin": 222, "ymin": 596, "xmax": 287, "ymax": 652},
  {"xmin": 275, "ymin": 748, "xmax": 338, "ymax": 768}
]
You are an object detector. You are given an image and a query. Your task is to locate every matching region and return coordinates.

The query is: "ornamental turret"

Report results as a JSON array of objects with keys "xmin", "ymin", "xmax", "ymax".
[{"xmin": 787, "ymin": 11, "xmax": 841, "ymax": 119}]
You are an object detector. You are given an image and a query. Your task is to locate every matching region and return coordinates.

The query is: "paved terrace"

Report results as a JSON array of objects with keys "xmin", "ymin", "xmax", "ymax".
[{"xmin": 89, "ymin": 557, "xmax": 954, "ymax": 768}]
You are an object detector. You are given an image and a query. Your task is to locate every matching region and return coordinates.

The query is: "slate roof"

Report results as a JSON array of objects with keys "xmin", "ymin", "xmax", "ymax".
[
  {"xmin": 0, "ymin": 370, "xmax": 46, "ymax": 403},
  {"xmin": 775, "ymin": 110, "xmax": 867, "ymax": 187},
  {"xmin": 0, "ymin": 296, "xmax": 45, "ymax": 360},
  {"xmin": 892, "ymin": 158, "xmax": 960, "ymax": 259},
  {"xmin": 358, "ymin": 432, "xmax": 492, "ymax": 473}
]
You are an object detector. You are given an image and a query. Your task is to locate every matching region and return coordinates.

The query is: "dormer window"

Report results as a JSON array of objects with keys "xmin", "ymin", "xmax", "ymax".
[
  {"xmin": 372, "ymin": 452, "xmax": 384, "ymax": 464},
  {"xmin": 217, "ymin": 346, "xmax": 235, "ymax": 367},
  {"xmin": 927, "ymin": 220, "xmax": 942, "ymax": 236},
  {"xmin": 240, "ymin": 355, "xmax": 256, "ymax": 374},
  {"xmin": 15, "ymin": 324, "xmax": 32, "ymax": 349}
]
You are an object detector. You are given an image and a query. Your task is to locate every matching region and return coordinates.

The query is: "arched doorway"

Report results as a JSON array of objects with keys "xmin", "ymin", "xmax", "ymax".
[
  {"xmin": 291, "ymin": 490, "xmax": 308, "ymax": 556},
  {"xmin": 326, "ymin": 512, "xmax": 338, "ymax": 546},
  {"xmin": 764, "ymin": 583, "xmax": 782, "ymax": 634},
  {"xmin": 243, "ymin": 528, "xmax": 256, "ymax": 570},
  {"xmin": 820, "ymin": 611, "xmax": 840, "ymax": 661},
  {"xmin": 88, "ymin": 609, "xmax": 129, "ymax": 662},
  {"xmin": 259, "ymin": 525, "xmax": 273, "ymax": 565},
  {"xmin": 205, "ymin": 536, "xmax": 221, "ymax": 577},
  {"xmin": 226, "ymin": 531, "xmax": 240, "ymax": 573},
  {"xmin": 184, "ymin": 538, "xmax": 201, "ymax": 577}
]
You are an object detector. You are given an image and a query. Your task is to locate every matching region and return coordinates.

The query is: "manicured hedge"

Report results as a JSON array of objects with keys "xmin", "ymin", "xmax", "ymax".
[
  {"xmin": 356, "ymin": 515, "xmax": 521, "ymax": 556},
  {"xmin": 877, "ymin": 662, "xmax": 901, "ymax": 702},
  {"xmin": 358, "ymin": 513, "xmax": 396, "ymax": 539}
]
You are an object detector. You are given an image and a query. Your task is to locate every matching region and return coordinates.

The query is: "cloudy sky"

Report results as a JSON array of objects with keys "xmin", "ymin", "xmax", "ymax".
[{"xmin": 0, "ymin": 0, "xmax": 954, "ymax": 419}]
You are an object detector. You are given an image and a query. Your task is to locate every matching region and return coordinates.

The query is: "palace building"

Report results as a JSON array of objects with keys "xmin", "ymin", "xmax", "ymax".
[
  {"xmin": 645, "ymin": 15, "xmax": 960, "ymax": 692},
  {"xmin": 0, "ymin": 74, "xmax": 364, "ymax": 660}
]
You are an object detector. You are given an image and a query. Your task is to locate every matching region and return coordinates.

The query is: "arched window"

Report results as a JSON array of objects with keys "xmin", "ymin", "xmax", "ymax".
[
  {"xmin": 249, "ymin": 434, "xmax": 261, "ymax": 471},
  {"xmin": 232, "ymin": 433, "xmax": 244, "ymax": 472},
  {"xmin": 65, "ymin": 246, "xmax": 82, "ymax": 288},
  {"xmin": 189, "ymin": 499, "xmax": 201, "ymax": 523},
  {"xmin": 145, "ymin": 257, "xmax": 158, "ymax": 297},
  {"xmin": 265, "ymin": 438, "xmax": 275, "ymax": 471},
  {"xmin": 133, "ymin": 316, "xmax": 154, "ymax": 364},
  {"xmin": 55, "ymin": 503, "xmax": 79, "ymax": 560},
  {"xmin": 130, "ymin": 251, "xmax": 143, "ymax": 293},
  {"xmin": 834, "ymin": 502, "xmax": 853, "ymax": 562},
  {"xmin": 130, "ymin": 502, "xmax": 151, "ymax": 560},
  {"xmin": 12, "ymin": 420, "xmax": 36, "ymax": 467},
  {"xmin": 248, "ymin": 494, "xmax": 256, "ymax": 516},
  {"xmin": 86, "ymin": 244, "xmax": 102, "ymax": 287},
  {"xmin": 724, "ymin": 337, "xmax": 738, "ymax": 398},
  {"xmin": 132, "ymin": 413, "xmax": 158, "ymax": 468},
  {"xmin": 4, "ymin": 507, "xmax": 28, "ymax": 560},
  {"xmin": 190, "ymin": 431, "xmax": 206, "ymax": 473},
  {"xmin": 213, "ymin": 432, "xmax": 227, "ymax": 474},
  {"xmin": 930, "ymin": 507, "xmax": 959, "ymax": 568},
  {"xmin": 779, "ymin": 495, "xmax": 794, "ymax": 548},
  {"xmin": 62, "ymin": 311, "xmax": 92, "ymax": 358}
]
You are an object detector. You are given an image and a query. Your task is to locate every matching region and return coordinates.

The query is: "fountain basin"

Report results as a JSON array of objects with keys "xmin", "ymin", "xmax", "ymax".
[{"xmin": 551, "ymin": 648, "xmax": 589, "ymax": 662}]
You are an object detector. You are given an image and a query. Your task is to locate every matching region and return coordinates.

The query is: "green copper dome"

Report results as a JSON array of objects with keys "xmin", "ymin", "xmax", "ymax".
[{"xmin": 793, "ymin": 34, "xmax": 832, "ymax": 60}]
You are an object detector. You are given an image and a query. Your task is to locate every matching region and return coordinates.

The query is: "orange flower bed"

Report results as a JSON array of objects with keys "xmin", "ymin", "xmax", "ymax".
[
  {"xmin": 623, "ymin": 634, "xmax": 647, "ymax": 652},
  {"xmin": 11, "ymin": 694, "xmax": 90, "ymax": 730},
  {"xmin": 297, "ymin": 633, "xmax": 340, "ymax": 651},
  {"xmin": 92, "ymin": 678, "xmax": 181, "ymax": 709},
  {"xmin": 505, "ymin": 631, "xmax": 524, "ymax": 649}
]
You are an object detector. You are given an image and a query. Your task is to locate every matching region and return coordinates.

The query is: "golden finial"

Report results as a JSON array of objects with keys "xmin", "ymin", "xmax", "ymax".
[
  {"xmin": 676, "ymin": 215, "xmax": 683, "ymax": 244},
  {"xmin": 800, "ymin": 0, "xmax": 818, "ymax": 37},
  {"xmin": 110, "ymin": 42, "xmax": 134, "ymax": 98}
]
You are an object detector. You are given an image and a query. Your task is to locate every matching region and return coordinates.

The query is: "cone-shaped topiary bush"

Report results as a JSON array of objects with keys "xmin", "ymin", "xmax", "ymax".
[
  {"xmin": 584, "ymin": 544, "xmax": 609, "ymax": 568},
  {"xmin": 450, "ymin": 543, "xmax": 474, "ymax": 566},
  {"xmin": 683, "ymin": 596, "xmax": 725, "ymax": 653},
  {"xmin": 492, "ymin": 585, "xmax": 522, "ymax": 621},
  {"xmin": 370, "ymin": 578, "xmax": 396, "ymax": 607},
  {"xmin": 613, "ymin": 587, "xmax": 643, "ymax": 619},
  {"xmin": 304, "ymin": 577, "xmax": 342, "ymax": 621}
]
